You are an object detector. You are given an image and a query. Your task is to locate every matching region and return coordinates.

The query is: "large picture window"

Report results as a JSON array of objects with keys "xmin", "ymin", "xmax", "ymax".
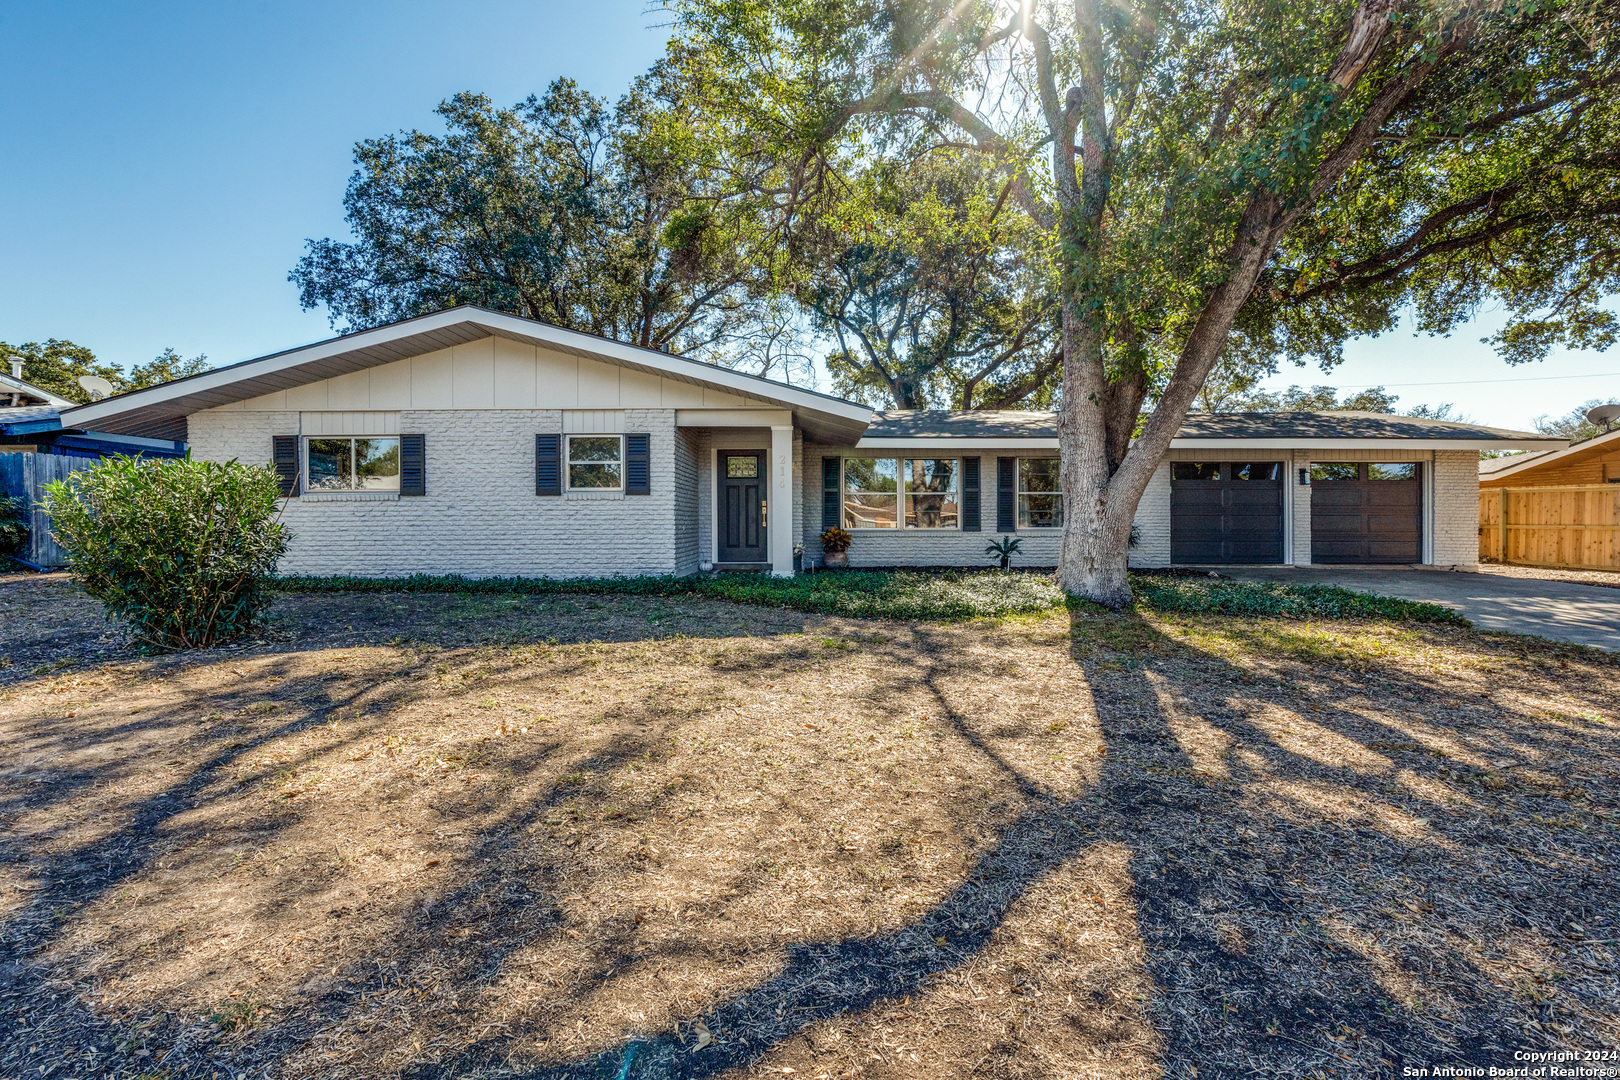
[
  {"xmin": 1018, "ymin": 459, "xmax": 1063, "ymax": 528},
  {"xmin": 566, "ymin": 435, "xmax": 624, "ymax": 490},
  {"xmin": 842, "ymin": 458, "xmax": 898, "ymax": 528},
  {"xmin": 904, "ymin": 458, "xmax": 959, "ymax": 529},
  {"xmin": 306, "ymin": 437, "xmax": 400, "ymax": 492},
  {"xmin": 841, "ymin": 458, "xmax": 961, "ymax": 529}
]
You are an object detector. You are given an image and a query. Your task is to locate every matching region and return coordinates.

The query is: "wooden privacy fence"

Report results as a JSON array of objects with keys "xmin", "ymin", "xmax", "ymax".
[
  {"xmin": 1479, "ymin": 484, "xmax": 1620, "ymax": 569},
  {"xmin": 0, "ymin": 452, "xmax": 100, "ymax": 568}
]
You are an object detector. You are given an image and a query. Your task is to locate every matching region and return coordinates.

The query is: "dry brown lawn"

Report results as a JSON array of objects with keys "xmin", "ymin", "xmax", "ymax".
[{"xmin": 0, "ymin": 572, "xmax": 1616, "ymax": 1080}]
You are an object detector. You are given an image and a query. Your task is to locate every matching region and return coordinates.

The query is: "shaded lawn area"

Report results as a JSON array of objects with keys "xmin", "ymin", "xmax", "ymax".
[{"xmin": 0, "ymin": 572, "xmax": 1616, "ymax": 1079}]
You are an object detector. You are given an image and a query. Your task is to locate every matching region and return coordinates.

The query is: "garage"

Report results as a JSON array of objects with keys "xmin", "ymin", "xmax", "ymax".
[
  {"xmin": 1170, "ymin": 462, "xmax": 1284, "ymax": 563},
  {"xmin": 1309, "ymin": 462, "xmax": 1422, "ymax": 563}
]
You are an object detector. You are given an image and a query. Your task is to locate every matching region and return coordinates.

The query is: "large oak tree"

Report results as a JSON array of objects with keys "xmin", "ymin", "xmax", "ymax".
[{"xmin": 673, "ymin": 0, "xmax": 1620, "ymax": 604}]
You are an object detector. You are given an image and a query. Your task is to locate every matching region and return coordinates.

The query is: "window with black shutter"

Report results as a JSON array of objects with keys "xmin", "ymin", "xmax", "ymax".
[
  {"xmin": 996, "ymin": 457, "xmax": 1016, "ymax": 532},
  {"xmin": 625, "ymin": 433, "xmax": 650, "ymax": 495},
  {"xmin": 399, "ymin": 434, "xmax": 425, "ymax": 496},
  {"xmin": 272, "ymin": 435, "xmax": 299, "ymax": 497},
  {"xmin": 535, "ymin": 434, "xmax": 562, "ymax": 496},
  {"xmin": 961, "ymin": 456, "xmax": 981, "ymax": 531},
  {"xmin": 822, "ymin": 457, "xmax": 841, "ymax": 529}
]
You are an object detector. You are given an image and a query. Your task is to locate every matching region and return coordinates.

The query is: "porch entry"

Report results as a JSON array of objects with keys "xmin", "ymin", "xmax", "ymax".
[{"xmin": 718, "ymin": 451, "xmax": 768, "ymax": 563}]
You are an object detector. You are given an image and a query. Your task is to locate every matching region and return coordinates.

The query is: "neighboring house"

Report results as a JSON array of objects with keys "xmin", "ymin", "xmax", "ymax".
[
  {"xmin": 57, "ymin": 306, "xmax": 1562, "ymax": 578},
  {"xmin": 0, "ymin": 359, "xmax": 186, "ymax": 459},
  {"xmin": 1478, "ymin": 426, "xmax": 1620, "ymax": 569},
  {"xmin": 1478, "ymin": 426, "xmax": 1620, "ymax": 489}
]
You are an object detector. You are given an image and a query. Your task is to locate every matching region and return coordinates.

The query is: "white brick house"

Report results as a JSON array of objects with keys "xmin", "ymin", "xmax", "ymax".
[{"xmin": 59, "ymin": 307, "xmax": 1561, "ymax": 577}]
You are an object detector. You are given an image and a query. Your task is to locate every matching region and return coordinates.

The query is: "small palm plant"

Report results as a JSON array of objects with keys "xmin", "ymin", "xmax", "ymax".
[{"xmin": 985, "ymin": 536, "xmax": 1023, "ymax": 570}]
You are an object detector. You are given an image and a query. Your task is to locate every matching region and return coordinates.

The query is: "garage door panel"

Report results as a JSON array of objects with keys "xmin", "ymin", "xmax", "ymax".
[
  {"xmin": 1171, "ymin": 462, "xmax": 1283, "ymax": 564},
  {"xmin": 1310, "ymin": 467, "xmax": 1422, "ymax": 564}
]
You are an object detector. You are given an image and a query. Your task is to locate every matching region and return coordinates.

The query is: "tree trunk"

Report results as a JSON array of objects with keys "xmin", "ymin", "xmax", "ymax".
[{"xmin": 1054, "ymin": 302, "xmax": 1137, "ymax": 607}]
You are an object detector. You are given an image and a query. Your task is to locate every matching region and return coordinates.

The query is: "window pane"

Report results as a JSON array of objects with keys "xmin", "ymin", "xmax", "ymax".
[
  {"xmin": 843, "ymin": 493, "xmax": 897, "ymax": 529},
  {"xmin": 355, "ymin": 438, "xmax": 400, "ymax": 490},
  {"xmin": 570, "ymin": 463, "xmax": 622, "ymax": 489},
  {"xmin": 843, "ymin": 458, "xmax": 897, "ymax": 493},
  {"xmin": 568, "ymin": 436, "xmax": 622, "ymax": 464},
  {"xmin": 1019, "ymin": 458, "xmax": 1061, "ymax": 493},
  {"xmin": 905, "ymin": 493, "xmax": 959, "ymax": 529},
  {"xmin": 307, "ymin": 438, "xmax": 352, "ymax": 491},
  {"xmin": 725, "ymin": 455, "xmax": 758, "ymax": 478},
  {"xmin": 1310, "ymin": 462, "xmax": 1359, "ymax": 481},
  {"xmin": 1018, "ymin": 493, "xmax": 1063, "ymax": 528},
  {"xmin": 906, "ymin": 458, "xmax": 957, "ymax": 494},
  {"xmin": 1172, "ymin": 462, "xmax": 1220, "ymax": 480},
  {"xmin": 1232, "ymin": 462, "xmax": 1280, "ymax": 481},
  {"xmin": 1369, "ymin": 462, "xmax": 1417, "ymax": 480}
]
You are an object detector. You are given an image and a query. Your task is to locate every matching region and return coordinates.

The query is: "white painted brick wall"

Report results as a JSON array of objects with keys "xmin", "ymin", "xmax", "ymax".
[
  {"xmin": 189, "ymin": 407, "xmax": 684, "ymax": 577},
  {"xmin": 1129, "ymin": 464, "xmax": 1171, "ymax": 568},
  {"xmin": 673, "ymin": 429, "xmax": 701, "ymax": 575},
  {"xmin": 1432, "ymin": 449, "xmax": 1479, "ymax": 568}
]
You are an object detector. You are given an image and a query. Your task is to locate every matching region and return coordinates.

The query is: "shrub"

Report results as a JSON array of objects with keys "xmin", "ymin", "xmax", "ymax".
[
  {"xmin": 1131, "ymin": 576, "xmax": 1467, "ymax": 624},
  {"xmin": 0, "ymin": 495, "xmax": 26, "ymax": 559},
  {"xmin": 43, "ymin": 456, "xmax": 290, "ymax": 649}
]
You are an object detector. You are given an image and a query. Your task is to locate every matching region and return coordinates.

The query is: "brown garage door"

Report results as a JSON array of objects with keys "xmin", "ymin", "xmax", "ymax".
[
  {"xmin": 1170, "ymin": 462, "xmax": 1284, "ymax": 564},
  {"xmin": 1310, "ymin": 462, "xmax": 1422, "ymax": 564}
]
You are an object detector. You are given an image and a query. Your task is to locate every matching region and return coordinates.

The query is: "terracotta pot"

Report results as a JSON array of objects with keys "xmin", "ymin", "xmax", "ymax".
[{"xmin": 823, "ymin": 551, "xmax": 849, "ymax": 569}]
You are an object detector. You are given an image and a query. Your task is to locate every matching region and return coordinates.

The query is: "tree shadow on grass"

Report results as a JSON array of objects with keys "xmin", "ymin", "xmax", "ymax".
[{"xmin": 2, "ymin": 597, "xmax": 1615, "ymax": 1079}]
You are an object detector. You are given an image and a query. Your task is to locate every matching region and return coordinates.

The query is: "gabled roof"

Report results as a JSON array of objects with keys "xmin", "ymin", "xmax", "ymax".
[
  {"xmin": 858, "ymin": 409, "xmax": 1562, "ymax": 450},
  {"xmin": 0, "ymin": 370, "xmax": 77, "ymax": 409},
  {"xmin": 60, "ymin": 306, "xmax": 875, "ymax": 444},
  {"xmin": 1478, "ymin": 425, "xmax": 1620, "ymax": 481}
]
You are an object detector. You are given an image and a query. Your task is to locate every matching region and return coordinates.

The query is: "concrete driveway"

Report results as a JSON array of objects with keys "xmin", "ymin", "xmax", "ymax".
[{"xmin": 1213, "ymin": 566, "xmax": 1620, "ymax": 651}]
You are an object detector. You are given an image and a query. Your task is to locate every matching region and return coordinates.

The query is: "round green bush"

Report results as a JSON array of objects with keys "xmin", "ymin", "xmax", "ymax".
[{"xmin": 43, "ymin": 456, "xmax": 290, "ymax": 649}]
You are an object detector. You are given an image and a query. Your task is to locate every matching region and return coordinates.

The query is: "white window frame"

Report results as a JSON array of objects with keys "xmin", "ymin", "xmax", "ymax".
[
  {"xmin": 303, "ymin": 435, "xmax": 401, "ymax": 493},
  {"xmin": 841, "ymin": 456, "xmax": 963, "ymax": 531},
  {"xmin": 1016, "ymin": 457, "xmax": 1064, "ymax": 529},
  {"xmin": 564, "ymin": 433, "xmax": 626, "ymax": 492}
]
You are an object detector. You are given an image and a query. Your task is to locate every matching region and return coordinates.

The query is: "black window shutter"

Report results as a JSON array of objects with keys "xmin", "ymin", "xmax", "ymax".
[
  {"xmin": 961, "ymin": 456, "xmax": 981, "ymax": 532},
  {"xmin": 996, "ymin": 456, "xmax": 1017, "ymax": 532},
  {"xmin": 399, "ymin": 434, "xmax": 426, "ymax": 496},
  {"xmin": 625, "ymin": 433, "xmax": 650, "ymax": 495},
  {"xmin": 822, "ymin": 457, "xmax": 841, "ymax": 529},
  {"xmin": 272, "ymin": 435, "xmax": 299, "ymax": 497},
  {"xmin": 535, "ymin": 434, "xmax": 562, "ymax": 496}
]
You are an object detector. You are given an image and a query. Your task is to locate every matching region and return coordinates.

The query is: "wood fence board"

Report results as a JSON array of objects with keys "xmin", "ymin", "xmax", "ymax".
[{"xmin": 1480, "ymin": 484, "xmax": 1620, "ymax": 568}]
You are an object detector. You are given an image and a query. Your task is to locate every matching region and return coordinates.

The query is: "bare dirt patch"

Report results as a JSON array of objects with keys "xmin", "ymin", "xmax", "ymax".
[{"xmin": 1, "ymin": 578, "xmax": 1616, "ymax": 1079}]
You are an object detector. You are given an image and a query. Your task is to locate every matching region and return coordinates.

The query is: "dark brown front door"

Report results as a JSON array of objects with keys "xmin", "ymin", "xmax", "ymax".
[
  {"xmin": 719, "ymin": 451, "xmax": 767, "ymax": 562},
  {"xmin": 1311, "ymin": 462, "xmax": 1422, "ymax": 563}
]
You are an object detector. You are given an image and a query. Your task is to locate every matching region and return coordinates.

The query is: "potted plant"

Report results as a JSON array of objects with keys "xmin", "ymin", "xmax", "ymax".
[
  {"xmin": 985, "ymin": 536, "xmax": 1023, "ymax": 570},
  {"xmin": 819, "ymin": 526, "xmax": 852, "ymax": 568}
]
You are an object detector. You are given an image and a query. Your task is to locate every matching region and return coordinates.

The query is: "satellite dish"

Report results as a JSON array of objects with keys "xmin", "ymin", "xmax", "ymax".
[
  {"xmin": 1586, "ymin": 403, "xmax": 1620, "ymax": 431},
  {"xmin": 77, "ymin": 375, "xmax": 115, "ymax": 401}
]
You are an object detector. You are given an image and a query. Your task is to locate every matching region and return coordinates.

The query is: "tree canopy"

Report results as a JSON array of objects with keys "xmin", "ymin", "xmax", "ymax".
[
  {"xmin": 290, "ymin": 67, "xmax": 788, "ymax": 365},
  {"xmin": 672, "ymin": 0, "xmax": 1620, "ymax": 601},
  {"xmin": 0, "ymin": 340, "xmax": 209, "ymax": 403}
]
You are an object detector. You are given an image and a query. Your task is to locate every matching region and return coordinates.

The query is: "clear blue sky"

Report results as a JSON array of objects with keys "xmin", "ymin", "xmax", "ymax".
[{"xmin": 2, "ymin": 1, "xmax": 1614, "ymax": 430}]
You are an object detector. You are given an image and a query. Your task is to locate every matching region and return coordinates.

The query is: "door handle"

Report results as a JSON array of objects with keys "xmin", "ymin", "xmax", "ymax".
[{"xmin": 761, "ymin": 499, "xmax": 767, "ymax": 526}]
